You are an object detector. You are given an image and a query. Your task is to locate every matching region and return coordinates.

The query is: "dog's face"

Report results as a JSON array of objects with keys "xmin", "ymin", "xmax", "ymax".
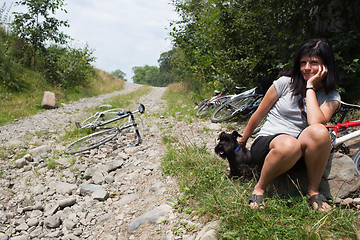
[
  {"xmin": 215, "ymin": 131, "xmax": 241, "ymax": 158},
  {"xmin": 215, "ymin": 131, "xmax": 256, "ymax": 179}
]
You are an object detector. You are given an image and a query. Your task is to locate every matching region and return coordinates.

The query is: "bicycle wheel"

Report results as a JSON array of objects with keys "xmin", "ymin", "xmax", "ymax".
[
  {"xmin": 65, "ymin": 128, "xmax": 118, "ymax": 154},
  {"xmin": 352, "ymin": 149, "xmax": 360, "ymax": 176},
  {"xmin": 80, "ymin": 108, "xmax": 124, "ymax": 129},
  {"xmin": 211, "ymin": 96, "xmax": 254, "ymax": 123},
  {"xmin": 195, "ymin": 101, "xmax": 214, "ymax": 117},
  {"xmin": 80, "ymin": 114, "xmax": 99, "ymax": 129}
]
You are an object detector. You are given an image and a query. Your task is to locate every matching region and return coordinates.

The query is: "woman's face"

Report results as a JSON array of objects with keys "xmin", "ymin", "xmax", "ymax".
[{"xmin": 300, "ymin": 54, "xmax": 324, "ymax": 81}]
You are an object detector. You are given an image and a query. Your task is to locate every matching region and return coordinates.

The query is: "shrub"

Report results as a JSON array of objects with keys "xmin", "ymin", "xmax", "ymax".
[
  {"xmin": 44, "ymin": 44, "xmax": 96, "ymax": 88},
  {"xmin": 0, "ymin": 30, "xmax": 24, "ymax": 93}
]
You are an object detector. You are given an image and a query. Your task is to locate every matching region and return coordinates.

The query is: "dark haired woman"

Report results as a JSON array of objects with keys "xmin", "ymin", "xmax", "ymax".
[{"xmin": 238, "ymin": 39, "xmax": 341, "ymax": 212}]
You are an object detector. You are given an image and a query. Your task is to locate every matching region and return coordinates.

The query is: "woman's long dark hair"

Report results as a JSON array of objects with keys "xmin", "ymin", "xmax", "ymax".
[{"xmin": 289, "ymin": 39, "xmax": 339, "ymax": 95}]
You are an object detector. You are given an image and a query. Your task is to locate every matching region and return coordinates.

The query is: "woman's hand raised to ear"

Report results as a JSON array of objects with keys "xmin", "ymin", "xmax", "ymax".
[{"xmin": 307, "ymin": 64, "xmax": 328, "ymax": 87}]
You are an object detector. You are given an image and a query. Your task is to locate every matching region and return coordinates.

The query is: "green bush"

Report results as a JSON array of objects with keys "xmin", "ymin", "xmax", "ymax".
[
  {"xmin": 44, "ymin": 45, "xmax": 96, "ymax": 88},
  {"xmin": 0, "ymin": 30, "xmax": 24, "ymax": 93}
]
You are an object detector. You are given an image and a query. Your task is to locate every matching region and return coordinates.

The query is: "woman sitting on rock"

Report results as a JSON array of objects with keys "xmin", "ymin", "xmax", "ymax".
[{"xmin": 239, "ymin": 38, "xmax": 341, "ymax": 212}]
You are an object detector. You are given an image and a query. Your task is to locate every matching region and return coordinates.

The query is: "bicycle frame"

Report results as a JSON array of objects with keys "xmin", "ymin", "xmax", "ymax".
[
  {"xmin": 229, "ymin": 87, "xmax": 257, "ymax": 100},
  {"xmin": 96, "ymin": 111, "xmax": 134, "ymax": 130},
  {"xmin": 82, "ymin": 104, "xmax": 144, "ymax": 130},
  {"xmin": 326, "ymin": 121, "xmax": 360, "ymax": 148},
  {"xmin": 227, "ymin": 89, "xmax": 264, "ymax": 114},
  {"xmin": 65, "ymin": 104, "xmax": 145, "ymax": 154},
  {"xmin": 198, "ymin": 87, "xmax": 246, "ymax": 106},
  {"xmin": 78, "ymin": 108, "xmax": 124, "ymax": 129},
  {"xmin": 325, "ymin": 101, "xmax": 360, "ymax": 148},
  {"xmin": 96, "ymin": 105, "xmax": 144, "ymax": 145},
  {"xmin": 199, "ymin": 89, "xmax": 227, "ymax": 105}
]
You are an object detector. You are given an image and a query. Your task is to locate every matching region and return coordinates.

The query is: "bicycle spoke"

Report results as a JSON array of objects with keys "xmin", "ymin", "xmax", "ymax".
[
  {"xmin": 65, "ymin": 128, "xmax": 118, "ymax": 154},
  {"xmin": 211, "ymin": 96, "xmax": 254, "ymax": 123},
  {"xmin": 195, "ymin": 103, "xmax": 214, "ymax": 117}
]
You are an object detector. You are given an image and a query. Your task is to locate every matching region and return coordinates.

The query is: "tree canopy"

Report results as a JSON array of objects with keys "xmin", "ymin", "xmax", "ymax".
[
  {"xmin": 111, "ymin": 69, "xmax": 126, "ymax": 80},
  {"xmin": 0, "ymin": 0, "xmax": 96, "ymax": 92},
  {"xmin": 169, "ymin": 0, "xmax": 360, "ymax": 100},
  {"xmin": 131, "ymin": 50, "xmax": 179, "ymax": 87},
  {"xmin": 12, "ymin": 0, "xmax": 69, "ymax": 68}
]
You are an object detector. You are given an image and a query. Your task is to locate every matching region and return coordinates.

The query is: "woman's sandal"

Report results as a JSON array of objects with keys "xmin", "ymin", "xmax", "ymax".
[
  {"xmin": 248, "ymin": 194, "xmax": 265, "ymax": 209},
  {"xmin": 308, "ymin": 193, "xmax": 331, "ymax": 212}
]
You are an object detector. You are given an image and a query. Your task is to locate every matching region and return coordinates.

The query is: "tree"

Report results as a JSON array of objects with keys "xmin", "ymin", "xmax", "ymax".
[
  {"xmin": 0, "ymin": 2, "xmax": 13, "ymax": 29},
  {"xmin": 111, "ymin": 69, "xmax": 126, "ymax": 80},
  {"xmin": 170, "ymin": 0, "xmax": 360, "ymax": 99},
  {"xmin": 132, "ymin": 60, "xmax": 178, "ymax": 87},
  {"xmin": 158, "ymin": 49, "xmax": 178, "ymax": 85},
  {"xmin": 132, "ymin": 65, "xmax": 160, "ymax": 85},
  {"xmin": 12, "ymin": 0, "xmax": 69, "ymax": 68},
  {"xmin": 44, "ymin": 44, "xmax": 95, "ymax": 88}
]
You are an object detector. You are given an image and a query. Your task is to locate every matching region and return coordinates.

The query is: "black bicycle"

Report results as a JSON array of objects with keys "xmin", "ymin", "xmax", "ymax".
[{"xmin": 65, "ymin": 104, "xmax": 145, "ymax": 154}]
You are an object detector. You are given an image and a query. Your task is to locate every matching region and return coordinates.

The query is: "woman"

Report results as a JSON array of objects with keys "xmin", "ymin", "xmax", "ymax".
[{"xmin": 239, "ymin": 39, "xmax": 341, "ymax": 212}]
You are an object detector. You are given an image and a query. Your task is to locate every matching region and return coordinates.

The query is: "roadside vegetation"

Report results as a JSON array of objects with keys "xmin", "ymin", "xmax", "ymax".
[
  {"xmin": 0, "ymin": 1, "xmax": 124, "ymax": 126},
  {"xmin": 161, "ymin": 83, "xmax": 360, "ymax": 239},
  {"xmin": 0, "ymin": 68, "xmax": 124, "ymax": 126},
  {"xmin": 161, "ymin": 82, "xmax": 197, "ymax": 122},
  {"xmin": 166, "ymin": 0, "xmax": 360, "ymax": 102}
]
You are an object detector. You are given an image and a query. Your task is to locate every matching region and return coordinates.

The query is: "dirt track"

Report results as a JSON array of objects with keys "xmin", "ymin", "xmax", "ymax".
[{"xmin": 0, "ymin": 82, "xmax": 225, "ymax": 240}]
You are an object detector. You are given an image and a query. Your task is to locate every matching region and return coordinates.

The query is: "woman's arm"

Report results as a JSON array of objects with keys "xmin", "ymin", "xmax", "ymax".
[
  {"xmin": 239, "ymin": 85, "xmax": 279, "ymax": 146},
  {"xmin": 306, "ymin": 89, "xmax": 339, "ymax": 125},
  {"xmin": 305, "ymin": 65, "xmax": 340, "ymax": 124}
]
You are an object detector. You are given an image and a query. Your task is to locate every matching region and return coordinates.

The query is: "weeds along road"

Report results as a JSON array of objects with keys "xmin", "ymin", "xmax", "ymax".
[{"xmin": 0, "ymin": 81, "xmax": 226, "ymax": 239}]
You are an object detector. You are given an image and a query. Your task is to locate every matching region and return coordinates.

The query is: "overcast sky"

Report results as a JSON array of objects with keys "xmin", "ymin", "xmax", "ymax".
[{"xmin": 2, "ymin": 0, "xmax": 179, "ymax": 81}]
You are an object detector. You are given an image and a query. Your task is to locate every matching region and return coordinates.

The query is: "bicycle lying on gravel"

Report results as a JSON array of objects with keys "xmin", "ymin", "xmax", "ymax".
[
  {"xmin": 65, "ymin": 104, "xmax": 145, "ymax": 154},
  {"xmin": 195, "ymin": 87, "xmax": 246, "ymax": 117},
  {"xmin": 325, "ymin": 101, "xmax": 360, "ymax": 175}
]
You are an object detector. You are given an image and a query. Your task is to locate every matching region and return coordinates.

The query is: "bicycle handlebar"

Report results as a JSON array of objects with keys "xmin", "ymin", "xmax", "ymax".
[{"xmin": 117, "ymin": 104, "xmax": 145, "ymax": 116}]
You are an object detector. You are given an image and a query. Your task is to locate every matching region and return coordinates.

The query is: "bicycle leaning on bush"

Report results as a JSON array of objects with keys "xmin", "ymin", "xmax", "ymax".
[
  {"xmin": 195, "ymin": 87, "xmax": 246, "ymax": 117},
  {"xmin": 210, "ymin": 87, "xmax": 263, "ymax": 123},
  {"xmin": 65, "ymin": 104, "xmax": 145, "ymax": 154},
  {"xmin": 210, "ymin": 73, "xmax": 278, "ymax": 123}
]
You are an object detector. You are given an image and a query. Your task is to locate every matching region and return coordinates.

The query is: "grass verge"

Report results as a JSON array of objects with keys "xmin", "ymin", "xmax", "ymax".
[
  {"xmin": 161, "ymin": 82, "xmax": 197, "ymax": 122},
  {"xmin": 162, "ymin": 139, "xmax": 360, "ymax": 239},
  {"xmin": 0, "ymin": 69, "xmax": 124, "ymax": 126}
]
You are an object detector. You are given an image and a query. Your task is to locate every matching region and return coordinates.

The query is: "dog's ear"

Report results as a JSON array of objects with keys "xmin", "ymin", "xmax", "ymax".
[
  {"xmin": 218, "ymin": 131, "xmax": 226, "ymax": 140},
  {"xmin": 232, "ymin": 131, "xmax": 242, "ymax": 139}
]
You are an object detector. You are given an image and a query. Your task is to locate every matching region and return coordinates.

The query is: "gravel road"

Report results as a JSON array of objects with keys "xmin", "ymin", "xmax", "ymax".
[{"xmin": 0, "ymin": 81, "xmax": 226, "ymax": 240}]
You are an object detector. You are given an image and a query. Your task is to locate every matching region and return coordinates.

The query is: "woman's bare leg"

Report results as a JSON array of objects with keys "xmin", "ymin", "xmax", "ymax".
[
  {"xmin": 298, "ymin": 123, "xmax": 332, "ymax": 212},
  {"xmin": 250, "ymin": 135, "xmax": 302, "ymax": 208}
]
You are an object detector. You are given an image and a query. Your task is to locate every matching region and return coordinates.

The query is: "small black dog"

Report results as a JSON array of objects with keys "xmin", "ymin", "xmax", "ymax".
[{"xmin": 215, "ymin": 131, "xmax": 258, "ymax": 179}]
